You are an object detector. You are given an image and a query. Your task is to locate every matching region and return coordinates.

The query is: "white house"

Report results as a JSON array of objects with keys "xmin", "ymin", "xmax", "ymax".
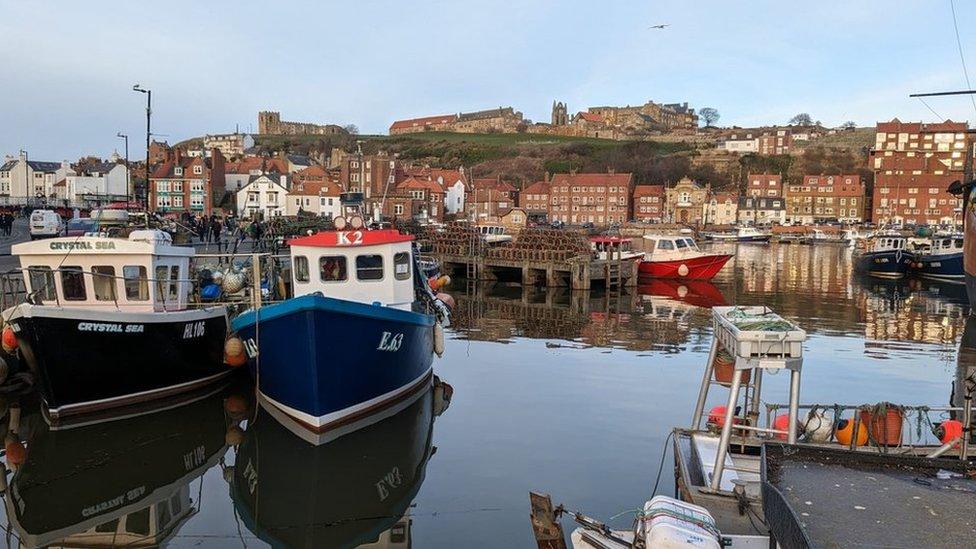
[
  {"xmin": 236, "ymin": 174, "xmax": 289, "ymax": 219},
  {"xmin": 63, "ymin": 161, "xmax": 129, "ymax": 205},
  {"xmin": 285, "ymin": 180, "xmax": 343, "ymax": 218},
  {"xmin": 0, "ymin": 152, "xmax": 75, "ymax": 204},
  {"xmin": 428, "ymin": 168, "xmax": 468, "ymax": 215},
  {"xmin": 737, "ymin": 196, "xmax": 786, "ymax": 226},
  {"xmin": 717, "ymin": 132, "xmax": 758, "ymax": 153}
]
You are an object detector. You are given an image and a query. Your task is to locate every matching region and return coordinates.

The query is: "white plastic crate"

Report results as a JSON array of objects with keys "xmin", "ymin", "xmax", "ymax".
[
  {"xmin": 641, "ymin": 496, "xmax": 722, "ymax": 549},
  {"xmin": 713, "ymin": 306, "xmax": 806, "ymax": 359}
]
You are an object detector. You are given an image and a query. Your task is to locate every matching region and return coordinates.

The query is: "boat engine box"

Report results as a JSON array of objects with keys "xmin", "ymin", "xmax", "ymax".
[{"xmin": 641, "ymin": 496, "xmax": 721, "ymax": 549}]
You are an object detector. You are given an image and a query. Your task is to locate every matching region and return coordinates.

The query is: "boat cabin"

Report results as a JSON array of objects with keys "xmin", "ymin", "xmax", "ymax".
[
  {"xmin": 13, "ymin": 230, "xmax": 194, "ymax": 312},
  {"xmin": 928, "ymin": 234, "xmax": 964, "ymax": 255},
  {"xmin": 641, "ymin": 235, "xmax": 701, "ymax": 259},
  {"xmin": 475, "ymin": 224, "xmax": 512, "ymax": 244},
  {"xmin": 870, "ymin": 234, "xmax": 908, "ymax": 252},
  {"xmin": 589, "ymin": 236, "xmax": 643, "ymax": 261},
  {"xmin": 287, "ymin": 229, "xmax": 417, "ymax": 311}
]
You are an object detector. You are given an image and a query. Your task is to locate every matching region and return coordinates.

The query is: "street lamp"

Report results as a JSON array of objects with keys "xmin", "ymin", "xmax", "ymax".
[
  {"xmin": 132, "ymin": 84, "xmax": 151, "ymax": 212},
  {"xmin": 116, "ymin": 132, "xmax": 129, "ymax": 206}
]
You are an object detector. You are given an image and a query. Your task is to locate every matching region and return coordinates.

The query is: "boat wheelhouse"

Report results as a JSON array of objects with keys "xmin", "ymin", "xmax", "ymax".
[
  {"xmin": 231, "ymin": 226, "xmax": 450, "ymax": 436},
  {"xmin": 710, "ymin": 226, "xmax": 771, "ymax": 243},
  {"xmin": 638, "ymin": 235, "xmax": 733, "ymax": 280},
  {"xmin": 588, "ymin": 236, "xmax": 644, "ymax": 262},
  {"xmin": 913, "ymin": 233, "xmax": 964, "ymax": 282},
  {"xmin": 854, "ymin": 233, "xmax": 915, "ymax": 279},
  {"xmin": 4, "ymin": 230, "xmax": 231, "ymax": 421},
  {"xmin": 475, "ymin": 224, "xmax": 513, "ymax": 244}
]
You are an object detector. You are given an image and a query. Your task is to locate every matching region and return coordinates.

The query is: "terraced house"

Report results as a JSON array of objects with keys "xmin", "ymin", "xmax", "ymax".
[
  {"xmin": 786, "ymin": 175, "xmax": 865, "ymax": 224},
  {"xmin": 149, "ymin": 148, "xmax": 226, "ymax": 215},
  {"xmin": 548, "ymin": 171, "xmax": 633, "ymax": 226}
]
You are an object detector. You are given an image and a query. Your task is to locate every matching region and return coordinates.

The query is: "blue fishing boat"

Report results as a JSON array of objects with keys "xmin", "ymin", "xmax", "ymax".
[
  {"xmin": 854, "ymin": 233, "xmax": 915, "ymax": 279},
  {"xmin": 912, "ymin": 233, "xmax": 964, "ymax": 282},
  {"xmin": 231, "ymin": 216, "xmax": 450, "ymax": 435}
]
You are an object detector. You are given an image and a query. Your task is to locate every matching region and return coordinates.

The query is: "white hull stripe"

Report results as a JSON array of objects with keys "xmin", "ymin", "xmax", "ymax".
[{"xmin": 260, "ymin": 366, "xmax": 433, "ymax": 429}]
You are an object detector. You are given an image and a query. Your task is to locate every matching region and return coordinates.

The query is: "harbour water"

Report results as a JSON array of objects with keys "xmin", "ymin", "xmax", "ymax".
[{"xmin": 0, "ymin": 242, "xmax": 970, "ymax": 548}]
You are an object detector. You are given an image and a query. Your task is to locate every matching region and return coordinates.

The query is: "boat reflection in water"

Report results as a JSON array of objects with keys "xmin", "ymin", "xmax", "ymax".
[
  {"xmin": 0, "ymin": 382, "xmax": 236, "ymax": 548},
  {"xmin": 228, "ymin": 377, "xmax": 453, "ymax": 548}
]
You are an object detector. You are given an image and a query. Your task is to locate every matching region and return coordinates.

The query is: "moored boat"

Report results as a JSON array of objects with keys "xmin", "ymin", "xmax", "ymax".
[
  {"xmin": 853, "ymin": 233, "xmax": 915, "ymax": 278},
  {"xmin": 2, "ymin": 230, "xmax": 232, "ymax": 421},
  {"xmin": 231, "ymin": 212, "xmax": 451, "ymax": 436},
  {"xmin": 912, "ymin": 233, "xmax": 964, "ymax": 282},
  {"xmin": 708, "ymin": 226, "xmax": 770, "ymax": 243},
  {"xmin": 638, "ymin": 234, "xmax": 732, "ymax": 280},
  {"xmin": 588, "ymin": 236, "xmax": 644, "ymax": 261}
]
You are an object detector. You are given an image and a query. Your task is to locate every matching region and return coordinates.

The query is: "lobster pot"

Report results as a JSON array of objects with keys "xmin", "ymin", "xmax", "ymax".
[{"xmin": 641, "ymin": 496, "xmax": 721, "ymax": 549}]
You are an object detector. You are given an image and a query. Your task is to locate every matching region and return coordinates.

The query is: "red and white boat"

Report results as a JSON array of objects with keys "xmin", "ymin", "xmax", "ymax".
[
  {"xmin": 588, "ymin": 236, "xmax": 645, "ymax": 261},
  {"xmin": 637, "ymin": 234, "xmax": 733, "ymax": 280}
]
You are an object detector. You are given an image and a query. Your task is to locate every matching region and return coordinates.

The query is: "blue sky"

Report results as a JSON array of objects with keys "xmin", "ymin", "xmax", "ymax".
[{"xmin": 2, "ymin": 0, "xmax": 975, "ymax": 160}]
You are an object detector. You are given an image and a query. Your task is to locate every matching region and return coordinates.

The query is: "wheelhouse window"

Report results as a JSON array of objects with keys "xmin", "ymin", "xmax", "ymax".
[
  {"xmin": 319, "ymin": 256, "xmax": 348, "ymax": 281},
  {"xmin": 92, "ymin": 266, "xmax": 117, "ymax": 301},
  {"xmin": 675, "ymin": 239, "xmax": 688, "ymax": 249},
  {"xmin": 27, "ymin": 266, "xmax": 57, "ymax": 301},
  {"xmin": 155, "ymin": 266, "xmax": 170, "ymax": 302},
  {"xmin": 61, "ymin": 266, "xmax": 87, "ymax": 301},
  {"xmin": 294, "ymin": 256, "xmax": 309, "ymax": 283},
  {"xmin": 169, "ymin": 266, "xmax": 180, "ymax": 300},
  {"xmin": 356, "ymin": 255, "xmax": 384, "ymax": 281},
  {"xmin": 658, "ymin": 240, "xmax": 675, "ymax": 250},
  {"xmin": 394, "ymin": 252, "xmax": 411, "ymax": 281},
  {"xmin": 123, "ymin": 266, "xmax": 148, "ymax": 300}
]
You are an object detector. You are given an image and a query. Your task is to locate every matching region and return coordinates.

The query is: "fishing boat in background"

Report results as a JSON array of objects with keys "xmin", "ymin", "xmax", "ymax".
[
  {"xmin": 231, "ymin": 200, "xmax": 451, "ymax": 437},
  {"xmin": 853, "ymin": 233, "xmax": 915, "ymax": 278},
  {"xmin": 475, "ymin": 223, "xmax": 513, "ymax": 244},
  {"xmin": 638, "ymin": 235, "xmax": 732, "ymax": 280},
  {"xmin": 912, "ymin": 233, "xmax": 964, "ymax": 282},
  {"xmin": 707, "ymin": 226, "xmax": 770, "ymax": 243},
  {"xmin": 3, "ymin": 230, "xmax": 232, "ymax": 421}
]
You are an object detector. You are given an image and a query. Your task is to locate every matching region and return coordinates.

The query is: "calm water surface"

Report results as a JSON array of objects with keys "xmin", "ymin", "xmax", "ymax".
[{"xmin": 0, "ymin": 243, "xmax": 971, "ymax": 548}]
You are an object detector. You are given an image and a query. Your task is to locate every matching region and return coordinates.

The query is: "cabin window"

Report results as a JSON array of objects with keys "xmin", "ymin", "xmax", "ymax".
[
  {"xmin": 394, "ymin": 252, "xmax": 411, "ymax": 281},
  {"xmin": 356, "ymin": 255, "xmax": 384, "ymax": 281},
  {"xmin": 92, "ymin": 266, "xmax": 117, "ymax": 301},
  {"xmin": 61, "ymin": 266, "xmax": 87, "ymax": 301},
  {"xmin": 658, "ymin": 240, "xmax": 675, "ymax": 250},
  {"xmin": 319, "ymin": 256, "xmax": 348, "ymax": 281},
  {"xmin": 169, "ymin": 266, "xmax": 180, "ymax": 300},
  {"xmin": 27, "ymin": 267, "xmax": 57, "ymax": 302},
  {"xmin": 294, "ymin": 256, "xmax": 309, "ymax": 283},
  {"xmin": 123, "ymin": 266, "xmax": 148, "ymax": 300},
  {"xmin": 675, "ymin": 239, "xmax": 688, "ymax": 249},
  {"xmin": 155, "ymin": 266, "xmax": 169, "ymax": 301}
]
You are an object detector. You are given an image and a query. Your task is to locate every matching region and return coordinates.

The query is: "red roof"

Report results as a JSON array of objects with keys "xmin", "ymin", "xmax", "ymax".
[
  {"xmin": 225, "ymin": 157, "xmax": 288, "ymax": 175},
  {"xmin": 389, "ymin": 114, "xmax": 458, "ymax": 131},
  {"xmin": 522, "ymin": 180, "xmax": 550, "ymax": 195},
  {"xmin": 473, "ymin": 178, "xmax": 517, "ymax": 192},
  {"xmin": 292, "ymin": 180, "xmax": 343, "ymax": 197},
  {"xmin": 633, "ymin": 184, "xmax": 664, "ymax": 197},
  {"xmin": 397, "ymin": 176, "xmax": 444, "ymax": 193},
  {"xmin": 289, "ymin": 229, "xmax": 414, "ymax": 248},
  {"xmin": 578, "ymin": 112, "xmax": 603, "ymax": 123}
]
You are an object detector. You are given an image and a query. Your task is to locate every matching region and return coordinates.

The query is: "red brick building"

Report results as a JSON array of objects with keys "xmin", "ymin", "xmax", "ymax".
[
  {"xmin": 149, "ymin": 148, "xmax": 226, "ymax": 215},
  {"xmin": 869, "ymin": 119, "xmax": 972, "ymax": 226},
  {"xmin": 548, "ymin": 171, "xmax": 633, "ymax": 226},
  {"xmin": 519, "ymin": 180, "xmax": 551, "ymax": 221},
  {"xmin": 390, "ymin": 176, "xmax": 445, "ymax": 221},
  {"xmin": 758, "ymin": 128, "xmax": 792, "ymax": 155},
  {"xmin": 389, "ymin": 114, "xmax": 458, "ymax": 135},
  {"xmin": 786, "ymin": 174, "xmax": 865, "ymax": 224},
  {"xmin": 338, "ymin": 152, "xmax": 397, "ymax": 218},
  {"xmin": 633, "ymin": 184, "xmax": 665, "ymax": 222},
  {"xmin": 745, "ymin": 173, "xmax": 784, "ymax": 197},
  {"xmin": 470, "ymin": 178, "xmax": 517, "ymax": 220}
]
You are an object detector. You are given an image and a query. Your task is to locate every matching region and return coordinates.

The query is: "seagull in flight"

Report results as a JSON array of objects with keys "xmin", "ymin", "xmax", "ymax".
[{"xmin": 648, "ymin": 24, "xmax": 669, "ymax": 29}]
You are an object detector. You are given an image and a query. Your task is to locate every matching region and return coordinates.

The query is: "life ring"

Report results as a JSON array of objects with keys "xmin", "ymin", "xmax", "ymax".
[{"xmin": 677, "ymin": 264, "xmax": 689, "ymax": 277}]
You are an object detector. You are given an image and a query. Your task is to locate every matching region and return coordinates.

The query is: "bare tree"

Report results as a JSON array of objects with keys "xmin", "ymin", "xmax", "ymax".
[
  {"xmin": 789, "ymin": 113, "xmax": 813, "ymax": 126},
  {"xmin": 343, "ymin": 124, "xmax": 360, "ymax": 135},
  {"xmin": 841, "ymin": 120, "xmax": 857, "ymax": 130},
  {"xmin": 699, "ymin": 107, "xmax": 720, "ymax": 127}
]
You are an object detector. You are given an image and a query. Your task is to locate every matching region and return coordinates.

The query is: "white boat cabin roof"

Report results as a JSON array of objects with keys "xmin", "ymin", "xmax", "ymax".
[
  {"xmin": 13, "ymin": 230, "xmax": 196, "ymax": 312},
  {"xmin": 287, "ymin": 229, "xmax": 418, "ymax": 310},
  {"xmin": 642, "ymin": 234, "xmax": 701, "ymax": 254}
]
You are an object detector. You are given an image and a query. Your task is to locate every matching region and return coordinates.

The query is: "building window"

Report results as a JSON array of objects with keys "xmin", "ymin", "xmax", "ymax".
[
  {"xmin": 394, "ymin": 204, "xmax": 404, "ymax": 215},
  {"xmin": 174, "ymin": 167, "xmax": 183, "ymax": 176},
  {"xmin": 193, "ymin": 165, "xmax": 203, "ymax": 175}
]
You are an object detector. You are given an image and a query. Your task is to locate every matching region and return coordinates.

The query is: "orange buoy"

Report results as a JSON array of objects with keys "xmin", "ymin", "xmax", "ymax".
[
  {"xmin": 772, "ymin": 414, "xmax": 793, "ymax": 440},
  {"xmin": 936, "ymin": 419, "xmax": 964, "ymax": 445},
  {"xmin": 224, "ymin": 337, "xmax": 246, "ymax": 367},
  {"xmin": 4, "ymin": 434, "xmax": 25, "ymax": 466},
  {"xmin": 1, "ymin": 326, "xmax": 17, "ymax": 353},
  {"xmin": 428, "ymin": 276, "xmax": 442, "ymax": 291},
  {"xmin": 835, "ymin": 418, "xmax": 868, "ymax": 446},
  {"xmin": 708, "ymin": 405, "xmax": 740, "ymax": 428},
  {"xmin": 225, "ymin": 425, "xmax": 245, "ymax": 446},
  {"xmin": 224, "ymin": 394, "xmax": 248, "ymax": 417},
  {"xmin": 437, "ymin": 274, "xmax": 451, "ymax": 288}
]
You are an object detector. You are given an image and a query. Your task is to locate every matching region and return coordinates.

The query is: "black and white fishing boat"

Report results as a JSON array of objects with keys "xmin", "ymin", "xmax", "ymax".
[{"xmin": 2, "ymin": 229, "xmax": 233, "ymax": 421}]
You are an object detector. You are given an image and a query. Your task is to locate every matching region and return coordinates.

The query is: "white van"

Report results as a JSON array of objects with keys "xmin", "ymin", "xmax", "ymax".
[{"xmin": 29, "ymin": 210, "xmax": 64, "ymax": 239}]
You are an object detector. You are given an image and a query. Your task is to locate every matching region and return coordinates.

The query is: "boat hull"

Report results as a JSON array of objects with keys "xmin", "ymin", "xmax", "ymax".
[
  {"xmin": 638, "ymin": 254, "xmax": 732, "ymax": 280},
  {"xmin": 855, "ymin": 249, "xmax": 914, "ymax": 279},
  {"xmin": 231, "ymin": 294, "xmax": 435, "ymax": 434},
  {"xmin": 914, "ymin": 251, "xmax": 964, "ymax": 282},
  {"xmin": 7, "ymin": 305, "xmax": 230, "ymax": 420}
]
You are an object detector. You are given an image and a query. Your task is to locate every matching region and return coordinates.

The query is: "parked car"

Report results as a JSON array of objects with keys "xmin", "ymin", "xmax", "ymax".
[
  {"xmin": 65, "ymin": 217, "xmax": 98, "ymax": 237},
  {"xmin": 29, "ymin": 209, "xmax": 64, "ymax": 239}
]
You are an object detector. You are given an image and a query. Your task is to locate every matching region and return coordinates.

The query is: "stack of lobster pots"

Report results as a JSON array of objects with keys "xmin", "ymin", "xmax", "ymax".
[{"xmin": 485, "ymin": 229, "xmax": 590, "ymax": 262}]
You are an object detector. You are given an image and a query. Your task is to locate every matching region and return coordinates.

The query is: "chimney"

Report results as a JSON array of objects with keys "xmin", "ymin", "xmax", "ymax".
[
  {"xmin": 545, "ymin": 172, "xmax": 550, "ymax": 183},
  {"xmin": 569, "ymin": 168, "xmax": 577, "ymax": 176},
  {"xmin": 608, "ymin": 167, "xmax": 615, "ymax": 175},
  {"xmin": 173, "ymin": 148, "xmax": 182, "ymax": 163}
]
